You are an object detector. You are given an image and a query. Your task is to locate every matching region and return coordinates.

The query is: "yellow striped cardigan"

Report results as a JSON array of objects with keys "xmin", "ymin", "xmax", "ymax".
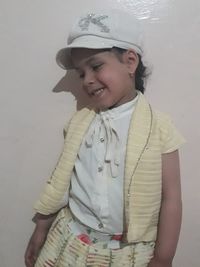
[{"xmin": 34, "ymin": 91, "xmax": 185, "ymax": 242}]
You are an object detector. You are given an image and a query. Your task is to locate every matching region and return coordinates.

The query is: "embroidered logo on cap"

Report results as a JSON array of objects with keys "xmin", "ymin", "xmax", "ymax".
[{"xmin": 78, "ymin": 14, "xmax": 110, "ymax": 33}]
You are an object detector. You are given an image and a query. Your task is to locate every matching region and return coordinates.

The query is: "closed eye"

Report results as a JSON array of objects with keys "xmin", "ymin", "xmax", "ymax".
[
  {"xmin": 76, "ymin": 63, "xmax": 103, "ymax": 79},
  {"xmin": 92, "ymin": 63, "xmax": 103, "ymax": 71},
  {"xmin": 79, "ymin": 73, "xmax": 85, "ymax": 79}
]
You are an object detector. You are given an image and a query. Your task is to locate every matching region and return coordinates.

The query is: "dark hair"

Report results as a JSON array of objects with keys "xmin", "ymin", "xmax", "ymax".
[{"xmin": 111, "ymin": 47, "xmax": 149, "ymax": 93}]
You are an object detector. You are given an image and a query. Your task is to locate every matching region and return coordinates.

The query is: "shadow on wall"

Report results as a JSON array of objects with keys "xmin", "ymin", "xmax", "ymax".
[{"xmin": 52, "ymin": 70, "xmax": 91, "ymax": 110}]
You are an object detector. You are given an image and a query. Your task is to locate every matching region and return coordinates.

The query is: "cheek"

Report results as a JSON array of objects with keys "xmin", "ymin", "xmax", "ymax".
[{"xmin": 99, "ymin": 70, "xmax": 120, "ymax": 86}]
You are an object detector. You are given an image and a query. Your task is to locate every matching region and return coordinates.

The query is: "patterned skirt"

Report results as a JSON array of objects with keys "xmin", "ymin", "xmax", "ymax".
[{"xmin": 35, "ymin": 207, "xmax": 155, "ymax": 267}]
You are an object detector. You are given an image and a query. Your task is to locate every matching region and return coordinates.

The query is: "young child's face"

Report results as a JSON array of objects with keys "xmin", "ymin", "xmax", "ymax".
[{"xmin": 71, "ymin": 48, "xmax": 137, "ymax": 110}]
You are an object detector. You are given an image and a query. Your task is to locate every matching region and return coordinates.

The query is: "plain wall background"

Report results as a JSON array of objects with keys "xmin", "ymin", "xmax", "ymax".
[{"xmin": 0, "ymin": 0, "xmax": 199, "ymax": 266}]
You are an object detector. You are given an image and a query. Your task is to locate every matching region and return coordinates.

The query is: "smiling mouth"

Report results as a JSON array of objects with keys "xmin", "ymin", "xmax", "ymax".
[{"xmin": 89, "ymin": 88, "xmax": 105, "ymax": 97}]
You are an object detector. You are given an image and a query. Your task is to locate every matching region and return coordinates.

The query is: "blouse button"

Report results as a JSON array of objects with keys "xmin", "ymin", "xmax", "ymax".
[
  {"xmin": 98, "ymin": 222, "xmax": 104, "ymax": 229},
  {"xmin": 98, "ymin": 166, "xmax": 103, "ymax": 172},
  {"xmin": 100, "ymin": 137, "xmax": 104, "ymax": 142}
]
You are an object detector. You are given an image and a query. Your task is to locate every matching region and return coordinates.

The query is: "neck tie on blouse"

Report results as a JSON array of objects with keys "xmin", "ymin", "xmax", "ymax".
[{"xmin": 85, "ymin": 112, "xmax": 120, "ymax": 178}]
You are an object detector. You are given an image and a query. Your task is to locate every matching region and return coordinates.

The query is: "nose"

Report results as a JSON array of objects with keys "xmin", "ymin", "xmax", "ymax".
[{"xmin": 82, "ymin": 70, "xmax": 95, "ymax": 87}]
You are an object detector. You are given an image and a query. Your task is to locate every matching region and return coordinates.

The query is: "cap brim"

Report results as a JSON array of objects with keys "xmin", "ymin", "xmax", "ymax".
[
  {"xmin": 56, "ymin": 35, "xmax": 143, "ymax": 70},
  {"xmin": 56, "ymin": 39, "xmax": 113, "ymax": 70}
]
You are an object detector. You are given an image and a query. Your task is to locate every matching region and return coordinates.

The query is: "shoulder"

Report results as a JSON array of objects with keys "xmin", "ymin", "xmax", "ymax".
[
  {"xmin": 152, "ymin": 109, "xmax": 174, "ymax": 132},
  {"xmin": 152, "ymin": 109, "xmax": 180, "ymax": 137},
  {"xmin": 136, "ymin": 92, "xmax": 185, "ymax": 153},
  {"xmin": 152, "ymin": 109, "xmax": 185, "ymax": 153},
  {"xmin": 63, "ymin": 107, "xmax": 96, "ymax": 138}
]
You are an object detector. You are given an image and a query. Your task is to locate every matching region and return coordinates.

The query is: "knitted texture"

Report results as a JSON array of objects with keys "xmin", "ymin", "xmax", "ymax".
[{"xmin": 34, "ymin": 92, "xmax": 185, "ymax": 242}]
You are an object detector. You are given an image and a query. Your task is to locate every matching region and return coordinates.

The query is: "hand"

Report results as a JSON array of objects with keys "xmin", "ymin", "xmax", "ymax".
[
  {"xmin": 25, "ymin": 212, "xmax": 57, "ymax": 267},
  {"xmin": 148, "ymin": 257, "xmax": 172, "ymax": 267},
  {"xmin": 24, "ymin": 227, "xmax": 47, "ymax": 267}
]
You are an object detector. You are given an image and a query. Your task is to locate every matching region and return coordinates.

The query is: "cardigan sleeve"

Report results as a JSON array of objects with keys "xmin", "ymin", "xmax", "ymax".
[
  {"xmin": 33, "ymin": 116, "xmax": 74, "ymax": 215},
  {"xmin": 158, "ymin": 113, "xmax": 186, "ymax": 154},
  {"xmin": 33, "ymin": 108, "xmax": 94, "ymax": 215}
]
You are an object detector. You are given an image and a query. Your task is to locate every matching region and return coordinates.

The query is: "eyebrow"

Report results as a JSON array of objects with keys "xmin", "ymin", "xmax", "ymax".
[
  {"xmin": 74, "ymin": 57, "xmax": 99, "ymax": 71},
  {"xmin": 74, "ymin": 51, "xmax": 109, "ymax": 70},
  {"xmin": 83, "ymin": 55, "xmax": 102, "ymax": 67}
]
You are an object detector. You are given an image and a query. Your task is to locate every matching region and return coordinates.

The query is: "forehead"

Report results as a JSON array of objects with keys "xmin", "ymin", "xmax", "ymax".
[{"xmin": 71, "ymin": 48, "xmax": 112, "ymax": 67}]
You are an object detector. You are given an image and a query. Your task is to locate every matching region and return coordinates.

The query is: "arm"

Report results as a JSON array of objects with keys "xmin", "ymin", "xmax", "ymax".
[
  {"xmin": 25, "ymin": 212, "xmax": 57, "ymax": 267},
  {"xmin": 148, "ymin": 150, "xmax": 182, "ymax": 267}
]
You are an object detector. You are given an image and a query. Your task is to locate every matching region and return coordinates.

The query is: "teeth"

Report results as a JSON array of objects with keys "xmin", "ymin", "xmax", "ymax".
[{"xmin": 91, "ymin": 88, "xmax": 104, "ymax": 96}]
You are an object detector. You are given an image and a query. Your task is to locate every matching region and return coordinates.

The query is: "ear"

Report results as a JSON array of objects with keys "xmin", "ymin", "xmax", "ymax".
[{"xmin": 123, "ymin": 49, "xmax": 139, "ymax": 74}]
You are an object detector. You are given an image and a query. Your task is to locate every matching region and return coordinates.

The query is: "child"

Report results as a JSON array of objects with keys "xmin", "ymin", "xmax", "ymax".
[{"xmin": 25, "ymin": 9, "xmax": 185, "ymax": 267}]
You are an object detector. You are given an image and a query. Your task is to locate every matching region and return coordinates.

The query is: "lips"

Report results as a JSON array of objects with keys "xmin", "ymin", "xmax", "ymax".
[{"xmin": 89, "ymin": 87, "xmax": 105, "ymax": 97}]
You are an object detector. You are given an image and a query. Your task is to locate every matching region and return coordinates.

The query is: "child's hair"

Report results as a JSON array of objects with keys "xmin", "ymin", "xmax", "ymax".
[{"xmin": 112, "ymin": 47, "xmax": 148, "ymax": 93}]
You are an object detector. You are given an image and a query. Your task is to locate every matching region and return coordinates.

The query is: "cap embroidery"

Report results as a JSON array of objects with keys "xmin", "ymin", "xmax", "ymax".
[{"xmin": 78, "ymin": 14, "xmax": 110, "ymax": 33}]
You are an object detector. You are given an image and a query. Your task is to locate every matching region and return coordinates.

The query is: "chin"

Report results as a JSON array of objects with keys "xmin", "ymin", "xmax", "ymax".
[
  {"xmin": 92, "ymin": 96, "xmax": 118, "ymax": 110},
  {"xmin": 96, "ymin": 102, "xmax": 114, "ymax": 111}
]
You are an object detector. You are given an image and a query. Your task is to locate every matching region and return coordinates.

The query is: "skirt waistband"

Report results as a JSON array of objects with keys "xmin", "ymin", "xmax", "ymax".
[
  {"xmin": 68, "ymin": 211, "xmax": 123, "ymax": 249},
  {"xmin": 35, "ymin": 207, "xmax": 155, "ymax": 267}
]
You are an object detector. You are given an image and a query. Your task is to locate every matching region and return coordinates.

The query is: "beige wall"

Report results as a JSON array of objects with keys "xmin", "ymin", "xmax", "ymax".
[{"xmin": 0, "ymin": 0, "xmax": 199, "ymax": 266}]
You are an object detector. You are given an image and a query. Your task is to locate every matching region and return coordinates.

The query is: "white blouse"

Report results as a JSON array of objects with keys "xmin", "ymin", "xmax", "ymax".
[{"xmin": 68, "ymin": 95, "xmax": 139, "ymax": 234}]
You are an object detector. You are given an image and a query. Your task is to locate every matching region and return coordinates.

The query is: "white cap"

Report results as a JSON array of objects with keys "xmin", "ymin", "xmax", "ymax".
[{"xmin": 56, "ymin": 10, "xmax": 143, "ymax": 69}]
